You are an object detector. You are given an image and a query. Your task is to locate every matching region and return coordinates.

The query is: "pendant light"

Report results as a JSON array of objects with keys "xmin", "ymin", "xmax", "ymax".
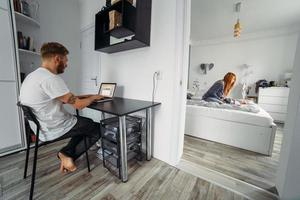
[{"xmin": 234, "ymin": 2, "xmax": 242, "ymax": 38}]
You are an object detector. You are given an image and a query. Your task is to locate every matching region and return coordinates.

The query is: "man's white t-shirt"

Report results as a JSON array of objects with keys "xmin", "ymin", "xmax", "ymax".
[{"xmin": 20, "ymin": 67, "xmax": 77, "ymax": 141}]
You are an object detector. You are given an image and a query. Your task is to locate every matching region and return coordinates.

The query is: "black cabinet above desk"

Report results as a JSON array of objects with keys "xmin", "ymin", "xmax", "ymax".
[{"xmin": 95, "ymin": 0, "xmax": 152, "ymax": 54}]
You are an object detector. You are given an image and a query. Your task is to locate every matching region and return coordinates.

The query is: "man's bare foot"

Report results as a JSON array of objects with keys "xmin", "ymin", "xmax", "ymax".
[{"xmin": 58, "ymin": 152, "xmax": 77, "ymax": 173}]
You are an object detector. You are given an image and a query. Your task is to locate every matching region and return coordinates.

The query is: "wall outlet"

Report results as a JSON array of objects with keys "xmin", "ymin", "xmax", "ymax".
[{"xmin": 156, "ymin": 70, "xmax": 163, "ymax": 80}]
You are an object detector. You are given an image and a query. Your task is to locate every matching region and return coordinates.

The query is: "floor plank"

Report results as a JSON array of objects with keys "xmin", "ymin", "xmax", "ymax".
[
  {"xmin": 0, "ymin": 140, "xmax": 248, "ymax": 200},
  {"xmin": 182, "ymin": 124, "xmax": 283, "ymax": 193}
]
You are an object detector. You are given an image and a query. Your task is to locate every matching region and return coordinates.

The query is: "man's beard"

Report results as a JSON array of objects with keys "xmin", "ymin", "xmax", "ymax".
[{"xmin": 57, "ymin": 61, "xmax": 66, "ymax": 74}]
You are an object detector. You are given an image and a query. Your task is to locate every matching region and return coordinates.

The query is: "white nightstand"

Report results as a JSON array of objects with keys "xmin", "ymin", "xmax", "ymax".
[{"xmin": 258, "ymin": 87, "xmax": 290, "ymax": 123}]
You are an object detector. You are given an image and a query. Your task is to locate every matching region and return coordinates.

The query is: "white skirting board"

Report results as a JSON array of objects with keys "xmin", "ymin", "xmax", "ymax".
[{"xmin": 185, "ymin": 107, "xmax": 277, "ymax": 156}]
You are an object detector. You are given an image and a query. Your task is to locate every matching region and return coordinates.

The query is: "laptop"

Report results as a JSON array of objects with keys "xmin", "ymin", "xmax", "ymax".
[{"xmin": 96, "ymin": 83, "xmax": 117, "ymax": 102}]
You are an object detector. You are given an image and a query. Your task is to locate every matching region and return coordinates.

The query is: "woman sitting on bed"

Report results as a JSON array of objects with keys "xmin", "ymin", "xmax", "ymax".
[{"xmin": 202, "ymin": 72, "xmax": 236, "ymax": 104}]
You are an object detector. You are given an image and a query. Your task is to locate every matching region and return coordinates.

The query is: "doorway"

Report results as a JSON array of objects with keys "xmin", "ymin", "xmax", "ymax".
[
  {"xmin": 78, "ymin": 25, "xmax": 101, "ymax": 122},
  {"xmin": 176, "ymin": 0, "xmax": 300, "ymax": 197}
]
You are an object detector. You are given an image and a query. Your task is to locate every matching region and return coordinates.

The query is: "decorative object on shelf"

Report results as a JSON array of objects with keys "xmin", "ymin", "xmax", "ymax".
[
  {"xmin": 111, "ymin": 0, "xmax": 120, "ymax": 5},
  {"xmin": 269, "ymin": 81, "xmax": 275, "ymax": 87},
  {"xmin": 234, "ymin": 2, "xmax": 242, "ymax": 38},
  {"xmin": 255, "ymin": 79, "xmax": 268, "ymax": 93},
  {"xmin": 17, "ymin": 31, "xmax": 35, "ymax": 51},
  {"xmin": 13, "ymin": 0, "xmax": 22, "ymax": 12},
  {"xmin": 28, "ymin": 0, "xmax": 39, "ymax": 20},
  {"xmin": 284, "ymin": 72, "xmax": 292, "ymax": 87},
  {"xmin": 14, "ymin": 0, "xmax": 39, "ymax": 21},
  {"xmin": 20, "ymin": 0, "xmax": 31, "ymax": 17},
  {"xmin": 106, "ymin": 0, "xmax": 111, "ymax": 7},
  {"xmin": 109, "ymin": 10, "xmax": 122, "ymax": 31},
  {"xmin": 111, "ymin": 0, "xmax": 133, "ymax": 5},
  {"xmin": 17, "ymin": 31, "xmax": 24, "ymax": 49},
  {"xmin": 199, "ymin": 63, "xmax": 214, "ymax": 74}
]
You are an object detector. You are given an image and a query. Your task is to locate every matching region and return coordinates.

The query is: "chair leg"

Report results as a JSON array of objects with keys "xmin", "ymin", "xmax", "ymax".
[
  {"xmin": 29, "ymin": 138, "xmax": 39, "ymax": 200},
  {"xmin": 23, "ymin": 145, "xmax": 30, "ymax": 179},
  {"xmin": 24, "ymin": 125, "xmax": 31, "ymax": 179},
  {"xmin": 84, "ymin": 137, "xmax": 91, "ymax": 172}
]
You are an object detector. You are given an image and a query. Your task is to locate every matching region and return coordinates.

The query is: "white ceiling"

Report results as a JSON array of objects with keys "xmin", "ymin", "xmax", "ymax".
[{"xmin": 191, "ymin": 0, "xmax": 300, "ymax": 41}]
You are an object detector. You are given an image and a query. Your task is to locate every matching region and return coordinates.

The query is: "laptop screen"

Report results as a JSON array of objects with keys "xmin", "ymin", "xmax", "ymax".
[{"xmin": 99, "ymin": 83, "xmax": 116, "ymax": 97}]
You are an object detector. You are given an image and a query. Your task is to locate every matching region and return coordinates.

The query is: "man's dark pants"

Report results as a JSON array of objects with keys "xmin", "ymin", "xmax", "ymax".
[{"xmin": 58, "ymin": 116, "xmax": 101, "ymax": 160}]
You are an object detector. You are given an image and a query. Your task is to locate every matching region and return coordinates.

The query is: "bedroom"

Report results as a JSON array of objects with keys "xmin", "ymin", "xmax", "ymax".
[{"xmin": 181, "ymin": 0, "xmax": 300, "ymax": 197}]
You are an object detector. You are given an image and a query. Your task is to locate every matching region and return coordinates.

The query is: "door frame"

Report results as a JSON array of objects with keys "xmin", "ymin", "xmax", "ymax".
[
  {"xmin": 79, "ymin": 23, "xmax": 101, "ymax": 96},
  {"xmin": 172, "ymin": 0, "xmax": 300, "ymax": 198},
  {"xmin": 169, "ymin": 0, "xmax": 191, "ymax": 165},
  {"xmin": 78, "ymin": 24, "xmax": 102, "ymax": 121}
]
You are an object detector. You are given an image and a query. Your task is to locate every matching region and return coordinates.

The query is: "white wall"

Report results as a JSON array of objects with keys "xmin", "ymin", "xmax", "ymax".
[
  {"xmin": 79, "ymin": 0, "xmax": 183, "ymax": 164},
  {"xmin": 189, "ymin": 32, "xmax": 298, "ymax": 98},
  {"xmin": 39, "ymin": 0, "xmax": 81, "ymax": 94},
  {"xmin": 78, "ymin": 0, "xmax": 104, "ymax": 30},
  {"xmin": 276, "ymin": 32, "xmax": 300, "ymax": 200}
]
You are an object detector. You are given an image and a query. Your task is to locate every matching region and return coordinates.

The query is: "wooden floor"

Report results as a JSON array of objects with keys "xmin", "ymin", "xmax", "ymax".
[
  {"xmin": 0, "ymin": 140, "xmax": 248, "ymax": 200},
  {"xmin": 182, "ymin": 124, "xmax": 283, "ymax": 193}
]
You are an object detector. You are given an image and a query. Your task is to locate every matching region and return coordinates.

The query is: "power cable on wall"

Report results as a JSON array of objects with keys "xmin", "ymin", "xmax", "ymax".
[{"xmin": 152, "ymin": 72, "xmax": 159, "ymax": 102}]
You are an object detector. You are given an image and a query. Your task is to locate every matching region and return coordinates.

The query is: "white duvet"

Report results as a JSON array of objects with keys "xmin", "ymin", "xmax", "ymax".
[{"xmin": 187, "ymin": 99, "xmax": 260, "ymax": 113}]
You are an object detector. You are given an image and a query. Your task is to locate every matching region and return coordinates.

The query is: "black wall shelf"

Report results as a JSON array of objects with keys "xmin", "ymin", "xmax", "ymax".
[{"xmin": 95, "ymin": 0, "xmax": 152, "ymax": 54}]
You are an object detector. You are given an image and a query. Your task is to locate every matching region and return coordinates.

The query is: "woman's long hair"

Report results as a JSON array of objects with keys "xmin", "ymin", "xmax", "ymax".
[{"xmin": 223, "ymin": 72, "xmax": 236, "ymax": 96}]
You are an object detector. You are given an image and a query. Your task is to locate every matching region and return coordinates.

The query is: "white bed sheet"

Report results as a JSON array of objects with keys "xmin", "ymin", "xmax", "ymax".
[{"xmin": 186, "ymin": 104, "xmax": 274, "ymax": 127}]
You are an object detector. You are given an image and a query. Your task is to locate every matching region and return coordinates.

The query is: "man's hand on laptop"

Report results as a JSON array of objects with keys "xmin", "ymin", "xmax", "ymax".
[
  {"xmin": 91, "ymin": 95, "xmax": 104, "ymax": 102},
  {"xmin": 76, "ymin": 94, "xmax": 104, "ymax": 101},
  {"xmin": 57, "ymin": 93, "xmax": 105, "ymax": 110},
  {"xmin": 77, "ymin": 94, "xmax": 93, "ymax": 99}
]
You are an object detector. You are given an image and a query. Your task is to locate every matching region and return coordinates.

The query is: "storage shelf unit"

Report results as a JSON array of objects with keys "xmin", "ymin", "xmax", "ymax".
[
  {"xmin": 14, "ymin": 1, "xmax": 41, "ymax": 75},
  {"xmin": 95, "ymin": 0, "xmax": 151, "ymax": 53},
  {"xmin": 100, "ymin": 116, "xmax": 143, "ymax": 179},
  {"xmin": 14, "ymin": 11, "xmax": 40, "ymax": 28},
  {"xmin": 13, "ymin": 0, "xmax": 42, "ymax": 152}
]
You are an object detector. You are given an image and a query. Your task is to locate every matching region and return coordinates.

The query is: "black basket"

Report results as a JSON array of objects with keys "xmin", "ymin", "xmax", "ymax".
[{"xmin": 100, "ymin": 115, "xmax": 143, "ymax": 178}]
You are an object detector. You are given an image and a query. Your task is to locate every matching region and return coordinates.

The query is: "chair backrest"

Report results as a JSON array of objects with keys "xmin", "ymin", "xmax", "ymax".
[{"xmin": 17, "ymin": 102, "xmax": 41, "ymax": 129}]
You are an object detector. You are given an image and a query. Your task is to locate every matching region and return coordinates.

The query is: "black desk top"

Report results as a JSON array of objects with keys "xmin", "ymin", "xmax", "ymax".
[{"xmin": 88, "ymin": 97, "xmax": 161, "ymax": 116}]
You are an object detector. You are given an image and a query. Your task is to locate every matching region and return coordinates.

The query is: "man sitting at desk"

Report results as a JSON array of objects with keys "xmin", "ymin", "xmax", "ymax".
[{"xmin": 20, "ymin": 42, "xmax": 103, "ymax": 173}]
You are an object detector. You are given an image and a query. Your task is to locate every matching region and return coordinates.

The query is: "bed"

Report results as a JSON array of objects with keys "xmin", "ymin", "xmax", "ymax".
[{"xmin": 185, "ymin": 101, "xmax": 277, "ymax": 156}]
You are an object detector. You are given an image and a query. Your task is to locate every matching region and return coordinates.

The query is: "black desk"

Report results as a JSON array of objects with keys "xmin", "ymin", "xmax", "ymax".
[{"xmin": 88, "ymin": 97, "xmax": 161, "ymax": 182}]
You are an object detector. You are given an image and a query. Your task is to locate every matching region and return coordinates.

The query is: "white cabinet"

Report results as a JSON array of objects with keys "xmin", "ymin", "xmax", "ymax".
[
  {"xmin": 0, "ymin": 82, "xmax": 23, "ymax": 154},
  {"xmin": 0, "ymin": 0, "xmax": 8, "ymax": 10},
  {"xmin": 0, "ymin": 8, "xmax": 17, "ymax": 81},
  {"xmin": 0, "ymin": 3, "xmax": 25, "ymax": 156},
  {"xmin": 258, "ymin": 87, "xmax": 290, "ymax": 123}
]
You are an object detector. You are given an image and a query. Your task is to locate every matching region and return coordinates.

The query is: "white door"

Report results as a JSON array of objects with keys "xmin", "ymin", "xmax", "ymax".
[
  {"xmin": 0, "ymin": 0, "xmax": 8, "ymax": 10},
  {"xmin": 79, "ymin": 26, "xmax": 102, "ymax": 122},
  {"xmin": 0, "ymin": 8, "xmax": 16, "ymax": 81},
  {"xmin": 0, "ymin": 82, "xmax": 23, "ymax": 154}
]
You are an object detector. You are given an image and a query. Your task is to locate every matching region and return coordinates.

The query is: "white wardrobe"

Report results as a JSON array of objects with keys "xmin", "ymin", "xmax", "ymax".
[{"xmin": 0, "ymin": 0, "xmax": 25, "ymax": 155}]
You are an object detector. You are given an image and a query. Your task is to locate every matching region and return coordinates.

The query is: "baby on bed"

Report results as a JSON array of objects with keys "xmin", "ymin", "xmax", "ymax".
[{"xmin": 202, "ymin": 72, "xmax": 245, "ymax": 105}]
